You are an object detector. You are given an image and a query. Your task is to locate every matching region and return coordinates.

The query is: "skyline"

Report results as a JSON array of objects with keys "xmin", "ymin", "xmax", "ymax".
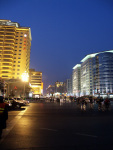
[{"xmin": 0, "ymin": 0, "xmax": 113, "ymax": 94}]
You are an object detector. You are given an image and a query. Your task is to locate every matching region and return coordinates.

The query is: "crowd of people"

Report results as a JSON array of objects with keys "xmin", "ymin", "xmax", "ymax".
[{"xmin": 75, "ymin": 96, "xmax": 111, "ymax": 111}]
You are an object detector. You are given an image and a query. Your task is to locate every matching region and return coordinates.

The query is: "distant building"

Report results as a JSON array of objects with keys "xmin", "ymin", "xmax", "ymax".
[
  {"xmin": 29, "ymin": 69, "xmax": 43, "ymax": 98},
  {"xmin": 63, "ymin": 80, "xmax": 67, "ymax": 95},
  {"xmin": 54, "ymin": 81, "xmax": 64, "ymax": 94},
  {"xmin": 46, "ymin": 85, "xmax": 55, "ymax": 95},
  {"xmin": 72, "ymin": 64, "xmax": 81, "ymax": 97},
  {"xmin": 65, "ymin": 76, "xmax": 72, "ymax": 96}
]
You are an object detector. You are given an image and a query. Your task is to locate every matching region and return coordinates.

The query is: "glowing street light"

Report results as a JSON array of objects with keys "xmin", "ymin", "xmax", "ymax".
[{"xmin": 21, "ymin": 71, "xmax": 29, "ymax": 99}]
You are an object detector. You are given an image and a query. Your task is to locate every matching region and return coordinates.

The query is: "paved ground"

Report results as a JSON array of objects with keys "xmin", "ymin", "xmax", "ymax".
[{"xmin": 0, "ymin": 100, "xmax": 113, "ymax": 150}]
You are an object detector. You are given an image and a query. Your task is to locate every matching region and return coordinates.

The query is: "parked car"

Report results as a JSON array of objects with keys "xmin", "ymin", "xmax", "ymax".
[
  {"xmin": 4, "ymin": 98, "xmax": 12, "ymax": 109},
  {"xmin": 14, "ymin": 98, "xmax": 29, "ymax": 106},
  {"xmin": 4, "ymin": 97, "xmax": 22, "ymax": 110}
]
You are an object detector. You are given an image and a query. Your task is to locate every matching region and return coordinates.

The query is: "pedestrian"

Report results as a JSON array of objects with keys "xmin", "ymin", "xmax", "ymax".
[
  {"xmin": 0, "ymin": 96, "xmax": 8, "ymax": 139},
  {"xmin": 104, "ymin": 98, "xmax": 110, "ymax": 110},
  {"xmin": 89, "ymin": 96, "xmax": 93, "ymax": 109}
]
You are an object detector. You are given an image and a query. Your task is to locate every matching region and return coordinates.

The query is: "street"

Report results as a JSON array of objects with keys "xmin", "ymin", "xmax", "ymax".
[{"xmin": 0, "ymin": 100, "xmax": 113, "ymax": 150}]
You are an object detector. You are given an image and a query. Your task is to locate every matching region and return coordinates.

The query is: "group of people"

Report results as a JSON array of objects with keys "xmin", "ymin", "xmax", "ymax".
[
  {"xmin": 76, "ymin": 96, "xmax": 111, "ymax": 111},
  {"xmin": 0, "ymin": 96, "xmax": 8, "ymax": 139},
  {"xmin": 96, "ymin": 97, "xmax": 110, "ymax": 111}
]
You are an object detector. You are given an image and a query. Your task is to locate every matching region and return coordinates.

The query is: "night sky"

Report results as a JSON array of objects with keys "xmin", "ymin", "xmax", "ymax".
[{"xmin": 0, "ymin": 0, "xmax": 113, "ymax": 94}]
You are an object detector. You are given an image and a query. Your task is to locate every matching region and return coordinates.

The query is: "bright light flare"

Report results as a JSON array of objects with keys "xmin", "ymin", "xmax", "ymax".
[{"xmin": 21, "ymin": 71, "xmax": 29, "ymax": 82}]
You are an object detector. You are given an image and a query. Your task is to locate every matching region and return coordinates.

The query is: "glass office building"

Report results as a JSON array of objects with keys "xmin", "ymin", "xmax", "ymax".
[
  {"xmin": 92, "ymin": 50, "xmax": 113, "ymax": 98},
  {"xmin": 78, "ymin": 50, "xmax": 113, "ymax": 97}
]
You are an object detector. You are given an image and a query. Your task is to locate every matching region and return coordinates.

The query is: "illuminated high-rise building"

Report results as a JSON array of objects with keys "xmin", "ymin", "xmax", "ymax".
[
  {"xmin": 29, "ymin": 69, "xmax": 43, "ymax": 98},
  {"xmin": 0, "ymin": 19, "xmax": 31, "ymax": 80},
  {"xmin": 72, "ymin": 64, "xmax": 81, "ymax": 97}
]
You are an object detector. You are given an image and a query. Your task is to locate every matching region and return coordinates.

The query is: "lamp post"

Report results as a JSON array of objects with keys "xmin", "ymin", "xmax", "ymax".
[{"xmin": 21, "ymin": 71, "xmax": 29, "ymax": 99}]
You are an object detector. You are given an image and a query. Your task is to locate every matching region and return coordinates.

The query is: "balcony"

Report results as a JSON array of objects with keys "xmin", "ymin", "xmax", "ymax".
[
  {"xmin": 4, "ymin": 47, "xmax": 14, "ymax": 50},
  {"xmin": 3, "ymin": 55, "xmax": 13, "ymax": 59},
  {"xmin": 0, "ymin": 29, "xmax": 5, "ymax": 31},
  {"xmin": 3, "ymin": 59, "xmax": 13, "ymax": 62},
  {"xmin": 5, "ymin": 29, "xmax": 15, "ymax": 32},
  {"xmin": 5, "ymin": 32, "xmax": 15, "ymax": 35},
  {"xmin": 5, "ymin": 36, "xmax": 14, "ymax": 39},
  {"xmin": 2, "ymin": 67, "xmax": 10, "ymax": 69},
  {"xmin": 0, "ymin": 43, "xmax": 3, "ymax": 46},
  {"xmin": 0, "ymin": 36, "xmax": 4, "ymax": 38},
  {"xmin": 3, "ymin": 52, "xmax": 13, "ymax": 55},
  {"xmin": 0, "ymin": 40, "xmax": 3, "ymax": 42},
  {"xmin": 4, "ymin": 40, "xmax": 14, "ymax": 43},
  {"xmin": 4, "ymin": 43, "xmax": 14, "ymax": 47},
  {"xmin": 2, "ymin": 75, "xmax": 9, "ymax": 79},
  {"xmin": 2, "ymin": 63, "xmax": 13, "ymax": 66},
  {"xmin": 1, "ymin": 68, "xmax": 12, "ymax": 72}
]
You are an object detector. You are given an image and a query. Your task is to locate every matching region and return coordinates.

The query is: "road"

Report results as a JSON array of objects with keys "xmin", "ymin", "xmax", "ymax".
[{"xmin": 0, "ymin": 100, "xmax": 113, "ymax": 150}]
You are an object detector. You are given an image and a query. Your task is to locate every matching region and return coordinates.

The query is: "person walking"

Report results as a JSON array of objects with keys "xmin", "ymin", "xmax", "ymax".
[{"xmin": 0, "ymin": 96, "xmax": 8, "ymax": 139}]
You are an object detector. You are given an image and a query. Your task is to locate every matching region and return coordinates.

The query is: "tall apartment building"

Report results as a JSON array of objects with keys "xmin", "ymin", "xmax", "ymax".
[
  {"xmin": 72, "ymin": 64, "xmax": 81, "ymax": 97},
  {"xmin": 80, "ymin": 55, "xmax": 93, "ymax": 96},
  {"xmin": 29, "ymin": 69, "xmax": 43, "ymax": 98},
  {"xmin": 0, "ymin": 20, "xmax": 31, "ymax": 80},
  {"xmin": 92, "ymin": 50, "xmax": 113, "ymax": 97},
  {"xmin": 72, "ymin": 50, "xmax": 113, "ymax": 98}
]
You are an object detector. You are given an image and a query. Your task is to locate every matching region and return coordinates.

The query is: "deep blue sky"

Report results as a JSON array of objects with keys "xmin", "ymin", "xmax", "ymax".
[{"xmin": 0, "ymin": 0, "xmax": 113, "ymax": 93}]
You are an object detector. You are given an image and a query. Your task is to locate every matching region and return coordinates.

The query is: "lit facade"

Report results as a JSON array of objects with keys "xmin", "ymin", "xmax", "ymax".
[
  {"xmin": 0, "ymin": 20, "xmax": 31, "ymax": 80},
  {"xmin": 46, "ymin": 85, "xmax": 55, "ymax": 95},
  {"xmin": 29, "ymin": 69, "xmax": 43, "ymax": 97},
  {"xmin": 72, "ymin": 64, "xmax": 81, "ymax": 97},
  {"xmin": 55, "ymin": 81, "xmax": 64, "ymax": 94},
  {"xmin": 80, "ymin": 50, "xmax": 113, "ymax": 97},
  {"xmin": 80, "ymin": 56, "xmax": 93, "ymax": 96},
  {"xmin": 92, "ymin": 51, "xmax": 113, "ymax": 97}
]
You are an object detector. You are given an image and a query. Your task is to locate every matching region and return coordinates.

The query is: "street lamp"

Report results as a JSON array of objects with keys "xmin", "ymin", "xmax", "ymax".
[{"xmin": 21, "ymin": 71, "xmax": 29, "ymax": 99}]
